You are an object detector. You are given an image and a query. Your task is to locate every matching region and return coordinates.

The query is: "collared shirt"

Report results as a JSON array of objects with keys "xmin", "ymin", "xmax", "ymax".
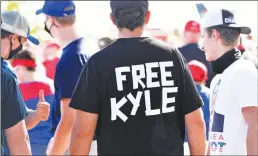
[
  {"xmin": 1, "ymin": 58, "xmax": 29, "ymax": 154},
  {"xmin": 51, "ymin": 37, "xmax": 99, "ymax": 132}
]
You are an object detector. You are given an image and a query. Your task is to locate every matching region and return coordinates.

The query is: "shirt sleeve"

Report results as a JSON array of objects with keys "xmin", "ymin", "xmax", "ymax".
[
  {"xmin": 2, "ymin": 73, "xmax": 29, "ymax": 129},
  {"xmin": 235, "ymin": 65, "xmax": 258, "ymax": 108},
  {"xmin": 55, "ymin": 63, "xmax": 83, "ymax": 99},
  {"xmin": 69, "ymin": 59, "xmax": 100, "ymax": 113},
  {"xmin": 176, "ymin": 49, "xmax": 204, "ymax": 115}
]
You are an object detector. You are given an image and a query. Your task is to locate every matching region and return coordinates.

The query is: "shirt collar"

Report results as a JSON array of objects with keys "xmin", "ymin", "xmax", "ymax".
[{"xmin": 211, "ymin": 48, "xmax": 241, "ymax": 74}]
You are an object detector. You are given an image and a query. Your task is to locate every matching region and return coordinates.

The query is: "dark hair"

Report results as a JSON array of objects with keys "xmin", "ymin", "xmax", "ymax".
[
  {"xmin": 13, "ymin": 49, "xmax": 36, "ymax": 72},
  {"xmin": 1, "ymin": 29, "xmax": 13, "ymax": 39},
  {"xmin": 205, "ymin": 26, "xmax": 241, "ymax": 46},
  {"xmin": 114, "ymin": 8, "xmax": 146, "ymax": 31}
]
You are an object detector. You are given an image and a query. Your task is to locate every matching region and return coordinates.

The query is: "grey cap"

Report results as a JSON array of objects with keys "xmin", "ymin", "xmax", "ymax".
[{"xmin": 1, "ymin": 11, "xmax": 39, "ymax": 45}]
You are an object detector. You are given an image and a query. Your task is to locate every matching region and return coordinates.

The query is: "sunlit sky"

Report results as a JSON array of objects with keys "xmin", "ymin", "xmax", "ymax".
[{"xmin": 1, "ymin": 1, "xmax": 257, "ymax": 38}]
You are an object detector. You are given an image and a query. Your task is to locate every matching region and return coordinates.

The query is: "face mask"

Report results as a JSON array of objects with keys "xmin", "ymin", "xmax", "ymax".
[
  {"xmin": 7, "ymin": 37, "xmax": 23, "ymax": 60},
  {"xmin": 44, "ymin": 22, "xmax": 53, "ymax": 37}
]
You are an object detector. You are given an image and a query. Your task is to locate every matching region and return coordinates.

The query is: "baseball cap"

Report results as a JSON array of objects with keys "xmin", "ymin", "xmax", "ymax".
[
  {"xmin": 184, "ymin": 20, "xmax": 201, "ymax": 33},
  {"xmin": 110, "ymin": 0, "xmax": 149, "ymax": 17},
  {"xmin": 188, "ymin": 60, "xmax": 208, "ymax": 82},
  {"xmin": 1, "ymin": 11, "xmax": 39, "ymax": 45},
  {"xmin": 201, "ymin": 9, "xmax": 251, "ymax": 34},
  {"xmin": 36, "ymin": 0, "xmax": 75, "ymax": 17}
]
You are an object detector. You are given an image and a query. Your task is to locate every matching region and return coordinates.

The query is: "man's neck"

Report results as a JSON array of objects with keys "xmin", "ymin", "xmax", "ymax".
[
  {"xmin": 57, "ymin": 27, "xmax": 80, "ymax": 48},
  {"xmin": 20, "ymin": 72, "xmax": 37, "ymax": 83},
  {"xmin": 185, "ymin": 40, "xmax": 198, "ymax": 45},
  {"xmin": 118, "ymin": 27, "xmax": 144, "ymax": 38},
  {"xmin": 214, "ymin": 45, "xmax": 236, "ymax": 61}
]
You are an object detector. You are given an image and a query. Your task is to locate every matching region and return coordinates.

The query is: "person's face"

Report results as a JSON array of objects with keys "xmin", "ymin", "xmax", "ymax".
[
  {"xmin": 1, "ymin": 34, "xmax": 27, "ymax": 59},
  {"xmin": 183, "ymin": 31, "xmax": 200, "ymax": 44},
  {"xmin": 14, "ymin": 65, "xmax": 26, "ymax": 83},
  {"xmin": 43, "ymin": 47, "xmax": 59, "ymax": 60},
  {"xmin": 201, "ymin": 29, "xmax": 218, "ymax": 62},
  {"xmin": 44, "ymin": 16, "xmax": 60, "ymax": 38}
]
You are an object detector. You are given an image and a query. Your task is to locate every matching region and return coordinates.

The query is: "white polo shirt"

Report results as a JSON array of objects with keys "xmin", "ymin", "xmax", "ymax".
[{"xmin": 209, "ymin": 58, "xmax": 257, "ymax": 155}]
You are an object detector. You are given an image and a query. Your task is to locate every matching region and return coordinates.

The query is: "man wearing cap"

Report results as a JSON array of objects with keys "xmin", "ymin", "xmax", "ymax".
[
  {"xmin": 98, "ymin": 37, "xmax": 116, "ymax": 50},
  {"xmin": 69, "ymin": 0, "xmax": 206, "ymax": 155},
  {"xmin": 201, "ymin": 9, "xmax": 257, "ymax": 155},
  {"xmin": 35, "ymin": 1, "xmax": 98, "ymax": 155},
  {"xmin": 1, "ymin": 11, "xmax": 50, "ymax": 155},
  {"xmin": 179, "ymin": 20, "xmax": 213, "ymax": 87}
]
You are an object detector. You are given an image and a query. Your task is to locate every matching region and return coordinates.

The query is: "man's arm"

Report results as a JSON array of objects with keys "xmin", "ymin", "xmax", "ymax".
[
  {"xmin": 185, "ymin": 108, "xmax": 207, "ymax": 155},
  {"xmin": 242, "ymin": 107, "xmax": 258, "ymax": 155},
  {"xmin": 5, "ymin": 120, "xmax": 31, "ymax": 155},
  {"xmin": 69, "ymin": 110, "xmax": 98, "ymax": 155},
  {"xmin": 25, "ymin": 109, "xmax": 40, "ymax": 130},
  {"xmin": 25, "ymin": 90, "xmax": 50, "ymax": 130},
  {"xmin": 46, "ymin": 98, "xmax": 75, "ymax": 155},
  {"xmin": 68, "ymin": 59, "xmax": 101, "ymax": 154},
  {"xmin": 175, "ymin": 49, "xmax": 207, "ymax": 155},
  {"xmin": 235, "ymin": 65, "xmax": 258, "ymax": 155}
]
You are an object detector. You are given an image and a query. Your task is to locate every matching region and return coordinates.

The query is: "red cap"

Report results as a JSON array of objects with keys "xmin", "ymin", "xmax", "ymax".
[
  {"xmin": 184, "ymin": 20, "xmax": 201, "ymax": 33},
  {"xmin": 237, "ymin": 44, "xmax": 245, "ymax": 52},
  {"xmin": 188, "ymin": 60, "xmax": 208, "ymax": 82}
]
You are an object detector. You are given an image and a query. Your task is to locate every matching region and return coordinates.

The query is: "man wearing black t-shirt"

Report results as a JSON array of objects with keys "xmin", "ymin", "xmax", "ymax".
[{"xmin": 69, "ymin": 0, "xmax": 206, "ymax": 155}]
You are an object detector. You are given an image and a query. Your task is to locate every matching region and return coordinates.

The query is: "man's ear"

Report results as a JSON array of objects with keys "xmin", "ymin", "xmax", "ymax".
[
  {"xmin": 110, "ymin": 13, "xmax": 116, "ymax": 25},
  {"xmin": 212, "ymin": 29, "xmax": 220, "ymax": 40},
  {"xmin": 144, "ymin": 11, "xmax": 151, "ymax": 24}
]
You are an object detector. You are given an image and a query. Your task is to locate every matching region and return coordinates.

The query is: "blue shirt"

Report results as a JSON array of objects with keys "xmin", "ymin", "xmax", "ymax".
[
  {"xmin": 1, "ymin": 58, "xmax": 29, "ymax": 154},
  {"xmin": 184, "ymin": 84, "xmax": 210, "ymax": 141},
  {"xmin": 51, "ymin": 38, "xmax": 92, "ymax": 132},
  {"xmin": 196, "ymin": 84, "xmax": 210, "ymax": 139}
]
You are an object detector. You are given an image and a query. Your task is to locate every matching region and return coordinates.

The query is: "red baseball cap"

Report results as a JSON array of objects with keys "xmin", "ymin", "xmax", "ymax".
[
  {"xmin": 188, "ymin": 60, "xmax": 208, "ymax": 82},
  {"xmin": 184, "ymin": 20, "xmax": 201, "ymax": 33}
]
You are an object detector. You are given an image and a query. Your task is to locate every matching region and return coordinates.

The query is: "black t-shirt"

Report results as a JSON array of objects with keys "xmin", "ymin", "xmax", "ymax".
[
  {"xmin": 1, "ymin": 68, "xmax": 29, "ymax": 154},
  {"xmin": 70, "ymin": 37, "xmax": 203, "ymax": 155}
]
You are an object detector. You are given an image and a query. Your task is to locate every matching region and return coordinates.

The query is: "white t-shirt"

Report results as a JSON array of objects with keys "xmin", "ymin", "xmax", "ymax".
[{"xmin": 209, "ymin": 58, "xmax": 257, "ymax": 155}]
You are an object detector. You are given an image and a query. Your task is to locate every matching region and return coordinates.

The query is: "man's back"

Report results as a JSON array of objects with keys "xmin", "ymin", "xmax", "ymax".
[
  {"xmin": 1, "ymin": 69, "xmax": 29, "ymax": 154},
  {"xmin": 71, "ymin": 37, "xmax": 203, "ymax": 155}
]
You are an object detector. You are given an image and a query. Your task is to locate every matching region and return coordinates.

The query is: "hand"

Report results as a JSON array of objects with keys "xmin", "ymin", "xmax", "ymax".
[{"xmin": 36, "ymin": 90, "xmax": 50, "ymax": 121}]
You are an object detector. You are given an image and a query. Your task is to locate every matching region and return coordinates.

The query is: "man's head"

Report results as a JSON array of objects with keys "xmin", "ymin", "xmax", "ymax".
[
  {"xmin": 36, "ymin": 1, "xmax": 76, "ymax": 39},
  {"xmin": 201, "ymin": 9, "xmax": 251, "ymax": 61},
  {"xmin": 12, "ymin": 49, "xmax": 37, "ymax": 82},
  {"xmin": 43, "ymin": 41, "xmax": 60, "ymax": 60},
  {"xmin": 183, "ymin": 20, "xmax": 201, "ymax": 44},
  {"xmin": 110, "ymin": 0, "xmax": 150, "ymax": 32},
  {"xmin": 1, "ymin": 11, "xmax": 39, "ymax": 60},
  {"xmin": 188, "ymin": 60, "xmax": 208, "ymax": 85},
  {"xmin": 98, "ymin": 37, "xmax": 115, "ymax": 50}
]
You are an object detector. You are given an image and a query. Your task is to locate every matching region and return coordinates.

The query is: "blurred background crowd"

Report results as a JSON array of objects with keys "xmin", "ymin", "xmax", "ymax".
[{"xmin": 1, "ymin": 1, "xmax": 257, "ymax": 155}]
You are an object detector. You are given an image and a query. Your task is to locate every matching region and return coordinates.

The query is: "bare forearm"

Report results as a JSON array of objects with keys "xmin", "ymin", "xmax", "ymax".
[
  {"xmin": 25, "ymin": 110, "xmax": 40, "ymax": 130},
  {"xmin": 69, "ymin": 134, "xmax": 92, "ymax": 155},
  {"xmin": 9, "ymin": 134, "xmax": 31, "ymax": 155},
  {"xmin": 246, "ymin": 125, "xmax": 258, "ymax": 155},
  {"xmin": 187, "ymin": 124, "xmax": 207, "ymax": 155},
  {"xmin": 47, "ymin": 122, "xmax": 73, "ymax": 155}
]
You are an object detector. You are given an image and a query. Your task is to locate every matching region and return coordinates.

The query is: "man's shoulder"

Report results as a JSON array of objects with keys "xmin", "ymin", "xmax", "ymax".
[
  {"xmin": 1, "ymin": 68, "xmax": 16, "ymax": 85},
  {"xmin": 228, "ymin": 58, "xmax": 257, "ymax": 76}
]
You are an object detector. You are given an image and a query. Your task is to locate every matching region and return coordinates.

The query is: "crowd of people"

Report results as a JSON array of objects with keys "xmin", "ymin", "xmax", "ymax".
[{"xmin": 1, "ymin": 0, "xmax": 257, "ymax": 156}]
